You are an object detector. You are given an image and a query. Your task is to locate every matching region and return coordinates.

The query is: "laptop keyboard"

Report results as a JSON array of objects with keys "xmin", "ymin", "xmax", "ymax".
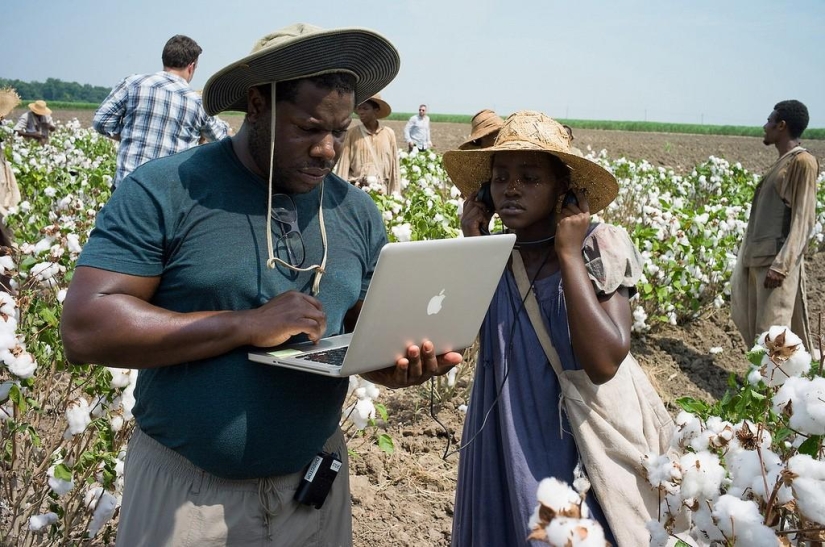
[{"xmin": 300, "ymin": 347, "xmax": 348, "ymax": 366}]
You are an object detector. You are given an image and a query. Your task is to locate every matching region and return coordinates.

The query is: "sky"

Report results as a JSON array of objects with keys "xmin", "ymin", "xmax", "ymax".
[{"xmin": 3, "ymin": 0, "xmax": 824, "ymax": 127}]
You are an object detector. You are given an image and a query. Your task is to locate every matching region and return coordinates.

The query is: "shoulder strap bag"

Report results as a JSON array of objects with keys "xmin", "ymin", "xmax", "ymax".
[{"xmin": 512, "ymin": 249, "xmax": 675, "ymax": 547}]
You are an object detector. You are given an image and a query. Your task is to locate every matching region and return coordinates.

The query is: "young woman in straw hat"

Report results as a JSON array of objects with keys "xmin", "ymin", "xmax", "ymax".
[
  {"xmin": 443, "ymin": 110, "xmax": 648, "ymax": 546},
  {"xmin": 0, "ymin": 88, "xmax": 22, "ymax": 216}
]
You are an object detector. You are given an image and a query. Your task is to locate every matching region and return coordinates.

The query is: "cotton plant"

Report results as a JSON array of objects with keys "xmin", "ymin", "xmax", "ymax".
[
  {"xmin": 647, "ymin": 326, "xmax": 825, "ymax": 545},
  {"xmin": 527, "ymin": 475, "xmax": 608, "ymax": 547},
  {"xmin": 342, "ymin": 376, "xmax": 394, "ymax": 455}
]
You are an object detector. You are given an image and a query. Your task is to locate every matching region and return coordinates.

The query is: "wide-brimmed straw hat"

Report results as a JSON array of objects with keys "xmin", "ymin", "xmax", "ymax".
[
  {"xmin": 458, "ymin": 109, "xmax": 504, "ymax": 150},
  {"xmin": 360, "ymin": 93, "xmax": 391, "ymax": 119},
  {"xmin": 443, "ymin": 110, "xmax": 618, "ymax": 214},
  {"xmin": 28, "ymin": 99, "xmax": 52, "ymax": 116},
  {"xmin": 202, "ymin": 23, "xmax": 400, "ymax": 116},
  {"xmin": 0, "ymin": 88, "xmax": 21, "ymax": 118}
]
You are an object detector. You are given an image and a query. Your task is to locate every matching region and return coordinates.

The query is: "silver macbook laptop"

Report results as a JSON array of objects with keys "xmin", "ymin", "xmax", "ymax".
[{"xmin": 248, "ymin": 233, "xmax": 516, "ymax": 377}]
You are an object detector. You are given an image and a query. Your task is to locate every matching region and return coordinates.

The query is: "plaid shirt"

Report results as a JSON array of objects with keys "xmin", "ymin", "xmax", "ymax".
[{"xmin": 93, "ymin": 71, "xmax": 229, "ymax": 187}]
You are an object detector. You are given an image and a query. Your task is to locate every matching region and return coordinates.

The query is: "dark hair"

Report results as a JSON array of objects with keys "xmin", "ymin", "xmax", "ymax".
[
  {"xmin": 162, "ymin": 35, "xmax": 202, "ymax": 69},
  {"xmin": 273, "ymin": 73, "xmax": 357, "ymax": 104},
  {"xmin": 774, "ymin": 100, "xmax": 809, "ymax": 139}
]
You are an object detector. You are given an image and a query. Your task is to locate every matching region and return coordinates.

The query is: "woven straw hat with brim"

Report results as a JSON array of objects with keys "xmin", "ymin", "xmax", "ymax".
[
  {"xmin": 458, "ymin": 109, "xmax": 504, "ymax": 150},
  {"xmin": 0, "ymin": 88, "xmax": 21, "ymax": 118},
  {"xmin": 202, "ymin": 23, "xmax": 400, "ymax": 115},
  {"xmin": 28, "ymin": 100, "xmax": 52, "ymax": 116},
  {"xmin": 360, "ymin": 93, "xmax": 391, "ymax": 119},
  {"xmin": 443, "ymin": 110, "xmax": 618, "ymax": 214}
]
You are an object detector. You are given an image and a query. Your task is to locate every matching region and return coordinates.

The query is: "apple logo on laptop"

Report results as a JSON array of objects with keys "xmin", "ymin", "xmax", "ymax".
[{"xmin": 427, "ymin": 289, "xmax": 446, "ymax": 315}]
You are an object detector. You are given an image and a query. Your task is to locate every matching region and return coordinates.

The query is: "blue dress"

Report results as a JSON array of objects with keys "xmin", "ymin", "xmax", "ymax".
[{"xmin": 451, "ymin": 224, "xmax": 643, "ymax": 546}]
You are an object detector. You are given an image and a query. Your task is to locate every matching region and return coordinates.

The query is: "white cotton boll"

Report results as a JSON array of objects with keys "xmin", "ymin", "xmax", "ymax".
[
  {"xmin": 29, "ymin": 512, "xmax": 59, "ymax": 532},
  {"xmin": 544, "ymin": 517, "xmax": 606, "ymax": 547},
  {"xmin": 32, "ymin": 237, "xmax": 54, "ymax": 254},
  {"xmin": 391, "ymin": 223, "xmax": 412, "ymax": 242},
  {"xmin": 0, "ymin": 255, "xmax": 14, "ymax": 273},
  {"xmin": 756, "ymin": 326, "xmax": 811, "ymax": 386},
  {"xmin": 363, "ymin": 381, "xmax": 380, "ymax": 399},
  {"xmin": 690, "ymin": 504, "xmax": 725, "ymax": 543},
  {"xmin": 646, "ymin": 519, "xmax": 670, "ymax": 547},
  {"xmin": 673, "ymin": 411, "xmax": 703, "ymax": 450},
  {"xmin": 458, "ymin": 404, "xmax": 467, "ymax": 413},
  {"xmin": 726, "ymin": 447, "xmax": 782, "ymax": 502},
  {"xmin": 353, "ymin": 387, "xmax": 366, "ymax": 399},
  {"xmin": 66, "ymin": 233, "xmax": 82, "ymax": 254},
  {"xmin": 643, "ymin": 453, "xmax": 681, "ymax": 487},
  {"xmin": 85, "ymin": 488, "xmax": 118, "ymax": 537},
  {"xmin": 106, "ymin": 367, "xmax": 133, "ymax": 389},
  {"xmin": 790, "ymin": 475, "xmax": 825, "ymax": 525},
  {"xmin": 712, "ymin": 495, "xmax": 778, "ymax": 547},
  {"xmin": 535, "ymin": 477, "xmax": 581, "ymax": 512},
  {"xmin": 121, "ymin": 382, "xmax": 136, "ymax": 420},
  {"xmin": 8, "ymin": 351, "xmax": 37, "ymax": 379},
  {"xmin": 709, "ymin": 346, "xmax": 723, "ymax": 354},
  {"xmin": 66, "ymin": 398, "xmax": 92, "ymax": 435},
  {"xmin": 345, "ymin": 398, "xmax": 375, "ymax": 430},
  {"xmin": 446, "ymin": 366, "xmax": 458, "ymax": 387},
  {"xmin": 679, "ymin": 451, "xmax": 725, "ymax": 502},
  {"xmin": 47, "ymin": 465, "xmax": 74, "ymax": 496},
  {"xmin": 0, "ymin": 291, "xmax": 16, "ymax": 316},
  {"xmin": 747, "ymin": 367, "xmax": 763, "ymax": 386},
  {"xmin": 788, "ymin": 454, "xmax": 825, "ymax": 524},
  {"xmin": 346, "ymin": 376, "xmax": 359, "ymax": 398},
  {"xmin": 773, "ymin": 376, "xmax": 825, "ymax": 436},
  {"xmin": 688, "ymin": 429, "xmax": 713, "ymax": 452},
  {"xmin": 729, "ymin": 419, "xmax": 772, "ymax": 452}
]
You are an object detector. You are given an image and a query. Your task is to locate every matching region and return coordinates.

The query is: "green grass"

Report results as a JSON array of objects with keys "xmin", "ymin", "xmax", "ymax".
[
  {"xmin": 41, "ymin": 103, "xmax": 825, "ymax": 140},
  {"xmin": 391, "ymin": 112, "xmax": 825, "ymax": 140}
]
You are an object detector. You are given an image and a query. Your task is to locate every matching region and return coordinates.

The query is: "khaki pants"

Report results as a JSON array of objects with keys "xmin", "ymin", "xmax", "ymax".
[
  {"xmin": 116, "ymin": 427, "xmax": 351, "ymax": 547},
  {"xmin": 731, "ymin": 259, "xmax": 812, "ymax": 351}
]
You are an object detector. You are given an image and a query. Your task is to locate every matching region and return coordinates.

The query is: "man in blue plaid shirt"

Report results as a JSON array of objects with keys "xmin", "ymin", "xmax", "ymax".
[{"xmin": 93, "ymin": 35, "xmax": 229, "ymax": 188}]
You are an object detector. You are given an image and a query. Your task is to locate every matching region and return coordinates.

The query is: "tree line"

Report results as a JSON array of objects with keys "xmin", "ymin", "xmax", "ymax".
[{"xmin": 0, "ymin": 77, "xmax": 111, "ymax": 104}]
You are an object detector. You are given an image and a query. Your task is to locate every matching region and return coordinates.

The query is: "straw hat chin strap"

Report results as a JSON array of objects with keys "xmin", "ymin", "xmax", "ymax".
[{"xmin": 264, "ymin": 85, "xmax": 328, "ymax": 295}]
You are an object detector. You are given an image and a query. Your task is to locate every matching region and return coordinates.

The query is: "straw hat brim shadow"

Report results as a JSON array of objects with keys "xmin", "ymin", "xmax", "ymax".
[
  {"xmin": 202, "ymin": 26, "xmax": 400, "ymax": 116},
  {"xmin": 443, "ymin": 144, "xmax": 618, "ymax": 215}
]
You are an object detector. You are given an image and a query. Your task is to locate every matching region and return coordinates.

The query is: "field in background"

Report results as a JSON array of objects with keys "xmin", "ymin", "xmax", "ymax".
[{"xmin": 17, "ymin": 102, "xmax": 825, "ymax": 140}]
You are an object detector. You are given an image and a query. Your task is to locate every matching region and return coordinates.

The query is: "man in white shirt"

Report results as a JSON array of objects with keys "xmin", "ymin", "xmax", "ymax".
[{"xmin": 404, "ymin": 104, "xmax": 432, "ymax": 152}]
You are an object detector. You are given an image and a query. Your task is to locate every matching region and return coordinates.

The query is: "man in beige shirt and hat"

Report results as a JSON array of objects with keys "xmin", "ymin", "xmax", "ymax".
[
  {"xmin": 731, "ymin": 100, "xmax": 819, "ymax": 352},
  {"xmin": 14, "ymin": 99, "xmax": 55, "ymax": 144},
  {"xmin": 61, "ymin": 23, "xmax": 460, "ymax": 547},
  {"xmin": 334, "ymin": 93, "xmax": 400, "ymax": 194}
]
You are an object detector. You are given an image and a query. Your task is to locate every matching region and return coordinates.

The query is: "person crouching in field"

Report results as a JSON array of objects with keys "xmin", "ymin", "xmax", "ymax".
[{"xmin": 443, "ymin": 111, "xmax": 651, "ymax": 546}]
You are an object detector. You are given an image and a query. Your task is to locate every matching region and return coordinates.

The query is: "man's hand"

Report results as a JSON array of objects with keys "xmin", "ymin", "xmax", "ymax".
[
  {"xmin": 764, "ymin": 269, "xmax": 786, "ymax": 289},
  {"xmin": 245, "ymin": 290, "xmax": 327, "ymax": 347},
  {"xmin": 361, "ymin": 340, "xmax": 462, "ymax": 389}
]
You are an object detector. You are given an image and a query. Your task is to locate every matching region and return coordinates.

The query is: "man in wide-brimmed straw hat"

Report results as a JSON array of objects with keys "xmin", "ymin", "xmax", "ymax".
[
  {"xmin": 14, "ymin": 99, "xmax": 55, "ymax": 144},
  {"xmin": 334, "ymin": 93, "xmax": 400, "ymax": 194},
  {"xmin": 93, "ymin": 34, "xmax": 229, "ymax": 189},
  {"xmin": 458, "ymin": 108, "xmax": 504, "ymax": 150},
  {"xmin": 62, "ymin": 22, "xmax": 460, "ymax": 546}
]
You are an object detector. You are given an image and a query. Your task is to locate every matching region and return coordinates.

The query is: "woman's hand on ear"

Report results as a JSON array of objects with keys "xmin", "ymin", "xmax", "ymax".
[{"xmin": 461, "ymin": 192, "xmax": 493, "ymax": 237}]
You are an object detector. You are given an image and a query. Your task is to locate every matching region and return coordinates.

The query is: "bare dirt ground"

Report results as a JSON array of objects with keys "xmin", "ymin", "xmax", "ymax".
[{"xmin": 43, "ymin": 110, "xmax": 825, "ymax": 546}]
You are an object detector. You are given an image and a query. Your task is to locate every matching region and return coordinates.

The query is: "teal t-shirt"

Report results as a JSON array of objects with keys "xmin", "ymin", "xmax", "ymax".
[{"xmin": 77, "ymin": 138, "xmax": 388, "ymax": 479}]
